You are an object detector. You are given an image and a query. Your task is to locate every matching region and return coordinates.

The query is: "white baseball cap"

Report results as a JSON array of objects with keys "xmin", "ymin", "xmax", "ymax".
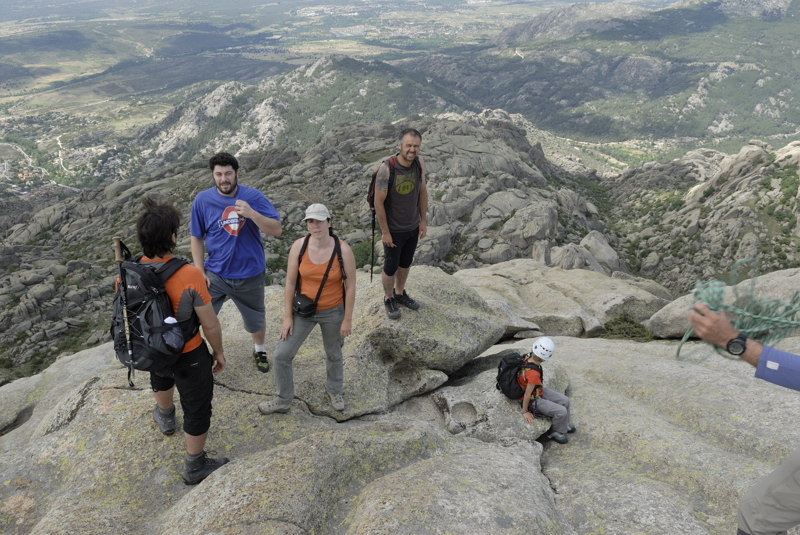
[{"xmin": 304, "ymin": 203, "xmax": 331, "ymax": 221}]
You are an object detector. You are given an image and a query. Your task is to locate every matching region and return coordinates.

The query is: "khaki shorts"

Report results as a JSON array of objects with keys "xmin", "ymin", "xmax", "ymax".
[{"xmin": 738, "ymin": 445, "xmax": 800, "ymax": 535}]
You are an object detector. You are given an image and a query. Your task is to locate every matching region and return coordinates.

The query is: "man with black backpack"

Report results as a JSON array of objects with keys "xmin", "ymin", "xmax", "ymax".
[
  {"xmin": 133, "ymin": 198, "xmax": 229, "ymax": 485},
  {"xmin": 373, "ymin": 128, "xmax": 428, "ymax": 320}
]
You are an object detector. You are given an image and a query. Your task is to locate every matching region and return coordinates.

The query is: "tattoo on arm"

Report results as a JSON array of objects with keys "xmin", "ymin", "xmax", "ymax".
[{"xmin": 376, "ymin": 164, "xmax": 390, "ymax": 192}]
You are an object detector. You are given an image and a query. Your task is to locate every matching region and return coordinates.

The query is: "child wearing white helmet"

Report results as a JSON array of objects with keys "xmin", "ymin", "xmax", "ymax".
[{"xmin": 519, "ymin": 337, "xmax": 576, "ymax": 444}]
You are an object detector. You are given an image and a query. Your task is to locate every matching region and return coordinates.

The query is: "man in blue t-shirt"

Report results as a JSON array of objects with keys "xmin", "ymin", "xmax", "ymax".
[
  {"xmin": 191, "ymin": 152, "xmax": 282, "ymax": 373},
  {"xmin": 689, "ymin": 303, "xmax": 800, "ymax": 535}
]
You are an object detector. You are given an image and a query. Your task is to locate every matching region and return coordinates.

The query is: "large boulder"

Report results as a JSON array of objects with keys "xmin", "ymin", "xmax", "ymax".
[
  {"xmin": 0, "ymin": 276, "xmax": 573, "ymax": 535},
  {"xmin": 211, "ymin": 268, "xmax": 506, "ymax": 420},
  {"xmin": 454, "ymin": 259, "xmax": 669, "ymax": 336},
  {"xmin": 162, "ymin": 426, "xmax": 573, "ymax": 535},
  {"xmin": 3, "ymin": 292, "xmax": 800, "ymax": 534},
  {"xmin": 579, "ymin": 230, "xmax": 624, "ymax": 274},
  {"xmin": 647, "ymin": 267, "xmax": 800, "ymax": 339},
  {"xmin": 551, "ymin": 242, "xmax": 608, "ymax": 274}
]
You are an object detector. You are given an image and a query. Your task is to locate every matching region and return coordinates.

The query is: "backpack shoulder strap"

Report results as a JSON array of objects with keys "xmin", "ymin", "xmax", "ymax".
[
  {"xmin": 386, "ymin": 156, "xmax": 397, "ymax": 188},
  {"xmin": 333, "ymin": 235, "xmax": 345, "ymax": 279},
  {"xmin": 333, "ymin": 234, "xmax": 346, "ymax": 300},
  {"xmin": 519, "ymin": 361, "xmax": 543, "ymax": 393},
  {"xmin": 154, "ymin": 257, "xmax": 190, "ymax": 283},
  {"xmin": 298, "ymin": 234, "xmax": 311, "ymax": 262},
  {"xmin": 295, "ymin": 234, "xmax": 312, "ymax": 293},
  {"xmin": 129, "ymin": 255, "xmax": 188, "ymax": 284}
]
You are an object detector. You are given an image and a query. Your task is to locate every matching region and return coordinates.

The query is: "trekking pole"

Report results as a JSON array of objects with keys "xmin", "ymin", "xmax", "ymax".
[
  {"xmin": 113, "ymin": 237, "xmax": 135, "ymax": 386},
  {"xmin": 370, "ymin": 214, "xmax": 375, "ymax": 283}
]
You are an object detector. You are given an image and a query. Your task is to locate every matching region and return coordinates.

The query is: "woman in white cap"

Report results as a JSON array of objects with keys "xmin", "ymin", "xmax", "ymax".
[{"xmin": 258, "ymin": 203, "xmax": 356, "ymax": 414}]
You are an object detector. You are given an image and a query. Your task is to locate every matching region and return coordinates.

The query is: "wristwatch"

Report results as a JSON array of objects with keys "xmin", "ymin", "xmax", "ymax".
[{"xmin": 726, "ymin": 334, "xmax": 747, "ymax": 356}]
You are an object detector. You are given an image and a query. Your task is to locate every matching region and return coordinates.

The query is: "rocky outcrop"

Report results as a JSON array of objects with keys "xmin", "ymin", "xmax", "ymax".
[
  {"xmin": 647, "ymin": 267, "xmax": 800, "ymax": 339},
  {"xmin": 0, "ymin": 270, "xmax": 575, "ymax": 535},
  {"xmin": 8, "ymin": 108, "xmax": 799, "ymax": 392},
  {"xmin": 540, "ymin": 335, "xmax": 800, "ymax": 535},
  {"xmin": 217, "ymin": 268, "xmax": 505, "ymax": 420},
  {"xmin": 607, "ymin": 140, "xmax": 800, "ymax": 294},
  {"xmin": 495, "ymin": 3, "xmax": 650, "ymax": 45},
  {"xmin": 2, "ymin": 264, "xmax": 796, "ymax": 534},
  {"xmin": 454, "ymin": 259, "xmax": 669, "ymax": 337}
]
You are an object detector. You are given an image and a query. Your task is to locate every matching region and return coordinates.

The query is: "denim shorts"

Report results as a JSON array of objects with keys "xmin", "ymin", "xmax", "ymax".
[{"xmin": 207, "ymin": 270, "xmax": 266, "ymax": 333}]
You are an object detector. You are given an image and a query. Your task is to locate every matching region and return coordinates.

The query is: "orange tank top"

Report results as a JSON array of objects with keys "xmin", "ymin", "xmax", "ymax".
[{"xmin": 298, "ymin": 245, "xmax": 344, "ymax": 311}]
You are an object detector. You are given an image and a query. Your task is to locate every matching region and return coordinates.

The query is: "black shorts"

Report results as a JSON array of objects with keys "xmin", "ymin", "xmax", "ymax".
[
  {"xmin": 383, "ymin": 227, "xmax": 419, "ymax": 276},
  {"xmin": 150, "ymin": 343, "xmax": 214, "ymax": 436}
]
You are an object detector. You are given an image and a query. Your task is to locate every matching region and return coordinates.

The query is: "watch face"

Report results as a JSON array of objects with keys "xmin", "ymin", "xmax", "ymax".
[{"xmin": 727, "ymin": 337, "xmax": 746, "ymax": 355}]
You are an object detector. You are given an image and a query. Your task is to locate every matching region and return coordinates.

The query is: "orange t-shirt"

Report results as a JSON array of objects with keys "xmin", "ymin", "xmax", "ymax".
[
  {"xmin": 298, "ymin": 249, "xmax": 344, "ymax": 311},
  {"xmin": 140, "ymin": 257, "xmax": 211, "ymax": 353},
  {"xmin": 516, "ymin": 366, "xmax": 543, "ymax": 401}
]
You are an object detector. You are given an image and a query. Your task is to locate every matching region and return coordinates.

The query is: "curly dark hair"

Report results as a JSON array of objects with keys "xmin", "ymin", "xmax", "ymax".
[
  {"xmin": 208, "ymin": 152, "xmax": 239, "ymax": 171},
  {"xmin": 136, "ymin": 197, "xmax": 181, "ymax": 258}
]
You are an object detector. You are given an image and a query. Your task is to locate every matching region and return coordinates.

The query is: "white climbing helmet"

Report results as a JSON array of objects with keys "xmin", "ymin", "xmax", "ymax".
[{"xmin": 531, "ymin": 337, "xmax": 555, "ymax": 361}]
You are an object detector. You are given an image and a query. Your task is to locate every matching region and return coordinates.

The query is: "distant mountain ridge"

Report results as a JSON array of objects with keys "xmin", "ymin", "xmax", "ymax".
[
  {"xmin": 679, "ymin": 0, "xmax": 796, "ymax": 17},
  {"xmin": 5, "ymin": 0, "xmax": 800, "ymax": 199},
  {"xmin": 407, "ymin": 0, "xmax": 800, "ymax": 147},
  {"xmin": 134, "ymin": 56, "xmax": 463, "ymax": 167},
  {"xmin": 495, "ymin": 3, "xmax": 652, "ymax": 44}
]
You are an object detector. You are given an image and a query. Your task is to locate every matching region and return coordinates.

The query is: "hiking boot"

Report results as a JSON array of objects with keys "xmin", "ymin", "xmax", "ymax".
[
  {"xmin": 258, "ymin": 399, "xmax": 291, "ymax": 414},
  {"xmin": 152, "ymin": 405, "xmax": 176, "ymax": 436},
  {"xmin": 384, "ymin": 297, "xmax": 401, "ymax": 320},
  {"xmin": 253, "ymin": 350, "xmax": 270, "ymax": 373},
  {"xmin": 393, "ymin": 290, "xmax": 420, "ymax": 310},
  {"xmin": 182, "ymin": 451, "xmax": 230, "ymax": 485},
  {"xmin": 566, "ymin": 424, "xmax": 577, "ymax": 434},
  {"xmin": 547, "ymin": 431, "xmax": 569, "ymax": 444},
  {"xmin": 328, "ymin": 391, "xmax": 345, "ymax": 411}
]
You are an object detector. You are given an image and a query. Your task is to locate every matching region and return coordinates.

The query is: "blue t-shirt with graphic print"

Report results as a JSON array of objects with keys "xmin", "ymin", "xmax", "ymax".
[{"xmin": 190, "ymin": 185, "xmax": 280, "ymax": 279}]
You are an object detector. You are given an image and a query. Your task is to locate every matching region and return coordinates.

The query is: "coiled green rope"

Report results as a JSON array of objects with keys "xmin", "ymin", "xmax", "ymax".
[{"xmin": 677, "ymin": 260, "xmax": 800, "ymax": 359}]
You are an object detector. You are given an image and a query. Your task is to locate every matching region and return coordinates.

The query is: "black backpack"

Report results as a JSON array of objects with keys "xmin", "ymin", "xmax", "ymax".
[
  {"xmin": 367, "ymin": 156, "xmax": 398, "ymax": 212},
  {"xmin": 366, "ymin": 157, "xmax": 397, "ymax": 281},
  {"xmin": 110, "ymin": 248, "xmax": 199, "ymax": 386},
  {"xmin": 496, "ymin": 352, "xmax": 542, "ymax": 399}
]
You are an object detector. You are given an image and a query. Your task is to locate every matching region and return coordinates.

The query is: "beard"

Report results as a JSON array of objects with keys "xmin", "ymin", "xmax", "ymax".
[{"xmin": 215, "ymin": 178, "xmax": 237, "ymax": 195}]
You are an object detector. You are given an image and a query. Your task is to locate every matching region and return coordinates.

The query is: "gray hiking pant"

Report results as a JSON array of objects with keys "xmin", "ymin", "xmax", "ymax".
[
  {"xmin": 737, "ymin": 445, "xmax": 800, "ymax": 535},
  {"xmin": 272, "ymin": 305, "xmax": 344, "ymax": 404},
  {"xmin": 534, "ymin": 386, "xmax": 571, "ymax": 434}
]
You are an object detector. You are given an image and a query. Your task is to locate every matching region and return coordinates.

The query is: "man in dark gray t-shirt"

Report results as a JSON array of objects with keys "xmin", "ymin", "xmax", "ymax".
[{"xmin": 373, "ymin": 128, "xmax": 429, "ymax": 320}]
